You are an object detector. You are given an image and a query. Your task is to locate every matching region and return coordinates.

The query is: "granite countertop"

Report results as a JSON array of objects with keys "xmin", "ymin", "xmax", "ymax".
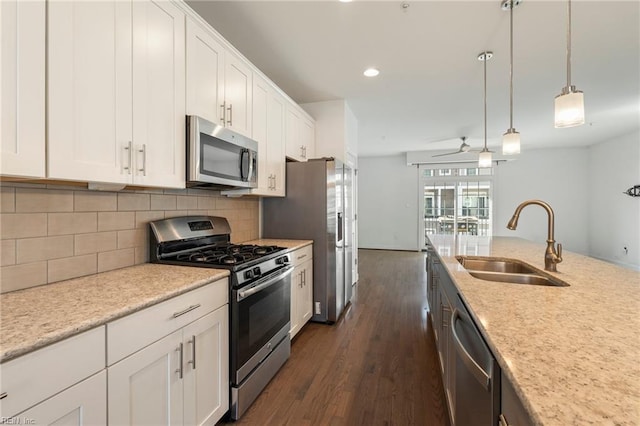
[
  {"xmin": 428, "ymin": 235, "xmax": 640, "ymax": 425},
  {"xmin": 0, "ymin": 264, "xmax": 229, "ymax": 363},
  {"xmin": 244, "ymin": 238, "xmax": 313, "ymax": 251}
]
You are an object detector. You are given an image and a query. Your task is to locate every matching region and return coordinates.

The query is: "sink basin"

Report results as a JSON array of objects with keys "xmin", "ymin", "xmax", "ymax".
[{"xmin": 456, "ymin": 256, "xmax": 569, "ymax": 287}]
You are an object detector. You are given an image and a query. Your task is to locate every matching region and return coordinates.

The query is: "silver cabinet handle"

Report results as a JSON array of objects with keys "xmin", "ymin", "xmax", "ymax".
[
  {"xmin": 302, "ymin": 269, "xmax": 306, "ymax": 286},
  {"xmin": 0, "ymin": 392, "xmax": 7, "ymax": 400},
  {"xmin": 227, "ymin": 104, "xmax": 233, "ymax": 126},
  {"xmin": 188, "ymin": 335, "xmax": 196, "ymax": 370},
  {"xmin": 138, "ymin": 144, "xmax": 146, "ymax": 176},
  {"xmin": 451, "ymin": 308, "xmax": 492, "ymax": 390},
  {"xmin": 297, "ymin": 253, "xmax": 307, "ymax": 260},
  {"xmin": 220, "ymin": 102, "xmax": 226, "ymax": 124},
  {"xmin": 123, "ymin": 141, "xmax": 132, "ymax": 174},
  {"xmin": 176, "ymin": 343, "xmax": 183, "ymax": 379},
  {"xmin": 172, "ymin": 304, "xmax": 201, "ymax": 318}
]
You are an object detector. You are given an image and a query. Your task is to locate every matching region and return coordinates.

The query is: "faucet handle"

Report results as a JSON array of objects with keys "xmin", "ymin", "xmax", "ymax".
[{"xmin": 556, "ymin": 243, "xmax": 563, "ymax": 263}]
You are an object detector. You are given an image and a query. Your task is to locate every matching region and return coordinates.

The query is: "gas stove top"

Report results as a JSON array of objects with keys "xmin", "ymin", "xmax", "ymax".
[
  {"xmin": 149, "ymin": 216, "xmax": 290, "ymax": 286},
  {"xmin": 162, "ymin": 243, "xmax": 286, "ymax": 269}
]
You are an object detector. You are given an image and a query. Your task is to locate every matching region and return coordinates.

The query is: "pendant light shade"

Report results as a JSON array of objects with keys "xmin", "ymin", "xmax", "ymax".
[
  {"xmin": 478, "ymin": 51, "xmax": 493, "ymax": 168},
  {"xmin": 502, "ymin": 0, "xmax": 521, "ymax": 155},
  {"xmin": 502, "ymin": 129, "xmax": 521, "ymax": 155},
  {"xmin": 555, "ymin": 87, "xmax": 584, "ymax": 127},
  {"xmin": 555, "ymin": 0, "xmax": 585, "ymax": 128}
]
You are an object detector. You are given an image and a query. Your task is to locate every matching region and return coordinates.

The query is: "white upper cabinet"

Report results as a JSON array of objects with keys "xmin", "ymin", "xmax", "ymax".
[
  {"xmin": 185, "ymin": 16, "xmax": 252, "ymax": 138},
  {"xmin": 48, "ymin": 0, "xmax": 185, "ymax": 188},
  {"xmin": 301, "ymin": 100, "xmax": 358, "ymax": 163},
  {"xmin": 223, "ymin": 51, "xmax": 253, "ymax": 138},
  {"xmin": 222, "ymin": 71, "xmax": 284, "ymax": 197},
  {"xmin": 186, "ymin": 18, "xmax": 225, "ymax": 126},
  {"xmin": 285, "ymin": 105, "xmax": 315, "ymax": 162},
  {"xmin": 131, "ymin": 0, "xmax": 186, "ymax": 188},
  {"xmin": 0, "ymin": 0, "xmax": 45, "ymax": 178}
]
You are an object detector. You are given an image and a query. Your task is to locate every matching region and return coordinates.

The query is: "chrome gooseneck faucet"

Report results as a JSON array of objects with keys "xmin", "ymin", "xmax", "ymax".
[{"xmin": 506, "ymin": 200, "xmax": 563, "ymax": 272}]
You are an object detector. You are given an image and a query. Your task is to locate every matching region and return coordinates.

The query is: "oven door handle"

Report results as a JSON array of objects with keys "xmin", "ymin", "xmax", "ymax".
[{"xmin": 237, "ymin": 265, "xmax": 294, "ymax": 302}]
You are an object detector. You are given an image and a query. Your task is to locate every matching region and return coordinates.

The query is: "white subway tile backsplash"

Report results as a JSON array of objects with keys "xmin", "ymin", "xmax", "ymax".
[
  {"xmin": 1, "ymin": 239, "xmax": 16, "ymax": 266},
  {"xmin": 98, "ymin": 212, "xmax": 135, "ymax": 231},
  {"xmin": 74, "ymin": 232, "xmax": 117, "ymax": 255},
  {"xmin": 74, "ymin": 191, "xmax": 117, "ymax": 212},
  {"xmin": 98, "ymin": 248, "xmax": 135, "ymax": 273},
  {"xmin": 17, "ymin": 235, "xmax": 74, "ymax": 263},
  {"xmin": 48, "ymin": 212, "xmax": 97, "ymax": 236},
  {"xmin": 15, "ymin": 188, "xmax": 74, "ymax": 212},
  {"xmin": 0, "ymin": 213, "xmax": 48, "ymax": 239},
  {"xmin": 0, "ymin": 183, "xmax": 258, "ymax": 292},
  {"xmin": 118, "ymin": 193, "xmax": 150, "ymax": 211},
  {"xmin": 0, "ymin": 187, "xmax": 15, "ymax": 213},
  {"xmin": 1, "ymin": 261, "xmax": 48, "ymax": 293},
  {"xmin": 150, "ymin": 194, "xmax": 177, "ymax": 211},
  {"xmin": 48, "ymin": 254, "xmax": 97, "ymax": 283}
]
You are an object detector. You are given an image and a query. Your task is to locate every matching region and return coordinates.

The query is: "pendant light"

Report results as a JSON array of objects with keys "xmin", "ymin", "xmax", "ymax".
[
  {"xmin": 554, "ymin": 0, "xmax": 584, "ymax": 128},
  {"xmin": 502, "ymin": 0, "xmax": 521, "ymax": 155},
  {"xmin": 478, "ymin": 51, "xmax": 493, "ymax": 168}
]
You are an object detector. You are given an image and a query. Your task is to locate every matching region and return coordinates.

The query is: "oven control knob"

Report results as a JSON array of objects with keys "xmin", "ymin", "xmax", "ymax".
[
  {"xmin": 276, "ymin": 255, "xmax": 289, "ymax": 265},
  {"xmin": 244, "ymin": 270, "xmax": 254, "ymax": 280},
  {"xmin": 252, "ymin": 267, "xmax": 261, "ymax": 278}
]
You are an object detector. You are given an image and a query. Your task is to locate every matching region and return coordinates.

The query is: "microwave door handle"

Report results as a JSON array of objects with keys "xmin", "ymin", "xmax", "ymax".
[
  {"xmin": 248, "ymin": 150, "xmax": 256, "ymax": 183},
  {"xmin": 240, "ymin": 149, "xmax": 249, "ymax": 182}
]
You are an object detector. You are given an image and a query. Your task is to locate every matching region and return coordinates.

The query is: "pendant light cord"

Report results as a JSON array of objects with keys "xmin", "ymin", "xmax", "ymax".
[
  {"xmin": 484, "ymin": 53, "xmax": 488, "ymax": 150},
  {"xmin": 566, "ymin": 0, "xmax": 572, "ymax": 88},
  {"xmin": 509, "ymin": 2, "xmax": 514, "ymax": 129}
]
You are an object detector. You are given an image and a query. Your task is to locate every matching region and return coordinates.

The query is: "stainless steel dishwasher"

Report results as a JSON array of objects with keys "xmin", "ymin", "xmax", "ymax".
[{"xmin": 452, "ymin": 295, "xmax": 501, "ymax": 426}]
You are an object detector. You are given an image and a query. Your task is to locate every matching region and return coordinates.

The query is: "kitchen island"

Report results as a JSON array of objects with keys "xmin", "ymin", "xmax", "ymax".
[{"xmin": 428, "ymin": 235, "xmax": 640, "ymax": 425}]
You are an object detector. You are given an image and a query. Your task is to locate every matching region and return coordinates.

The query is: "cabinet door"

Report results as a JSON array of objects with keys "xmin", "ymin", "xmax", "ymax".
[
  {"xmin": 285, "ymin": 106, "xmax": 303, "ymax": 161},
  {"xmin": 251, "ymin": 73, "xmax": 269, "ymax": 192},
  {"xmin": 267, "ymin": 89, "xmax": 286, "ymax": 196},
  {"xmin": 224, "ymin": 52, "xmax": 252, "ymax": 138},
  {"xmin": 47, "ymin": 0, "xmax": 132, "ymax": 184},
  {"xmin": 301, "ymin": 117, "xmax": 315, "ymax": 160},
  {"xmin": 299, "ymin": 259, "xmax": 314, "ymax": 324},
  {"xmin": 290, "ymin": 268, "xmax": 301, "ymax": 338},
  {"xmin": 18, "ymin": 371, "xmax": 106, "ymax": 426},
  {"xmin": 108, "ymin": 329, "xmax": 183, "ymax": 426},
  {"xmin": 0, "ymin": 0, "xmax": 45, "ymax": 178},
  {"xmin": 183, "ymin": 306, "xmax": 229, "ymax": 426},
  {"xmin": 186, "ymin": 18, "xmax": 225, "ymax": 126},
  {"xmin": 132, "ymin": 0, "xmax": 185, "ymax": 189}
]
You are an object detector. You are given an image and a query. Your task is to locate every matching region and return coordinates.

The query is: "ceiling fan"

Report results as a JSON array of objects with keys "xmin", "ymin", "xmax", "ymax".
[{"xmin": 431, "ymin": 136, "xmax": 474, "ymax": 158}]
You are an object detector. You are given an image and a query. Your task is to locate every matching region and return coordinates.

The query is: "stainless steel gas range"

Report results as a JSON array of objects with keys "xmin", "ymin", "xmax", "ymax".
[{"xmin": 149, "ymin": 216, "xmax": 293, "ymax": 420}]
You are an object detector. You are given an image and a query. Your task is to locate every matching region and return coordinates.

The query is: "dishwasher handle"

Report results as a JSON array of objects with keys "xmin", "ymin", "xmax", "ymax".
[{"xmin": 451, "ymin": 308, "xmax": 492, "ymax": 391}]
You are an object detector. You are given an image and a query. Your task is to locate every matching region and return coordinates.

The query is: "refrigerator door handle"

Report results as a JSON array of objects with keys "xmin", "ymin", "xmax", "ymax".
[{"xmin": 337, "ymin": 212, "xmax": 343, "ymax": 243}]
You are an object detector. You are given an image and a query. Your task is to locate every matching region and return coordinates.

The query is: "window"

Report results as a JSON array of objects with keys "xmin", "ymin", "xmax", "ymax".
[{"xmin": 420, "ymin": 165, "xmax": 493, "ymax": 246}]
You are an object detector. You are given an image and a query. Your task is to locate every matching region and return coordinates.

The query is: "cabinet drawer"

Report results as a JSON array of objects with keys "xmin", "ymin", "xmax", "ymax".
[
  {"xmin": 0, "ymin": 326, "xmax": 105, "ymax": 418},
  {"xmin": 107, "ymin": 279, "xmax": 228, "ymax": 365},
  {"xmin": 292, "ymin": 244, "xmax": 313, "ymax": 266}
]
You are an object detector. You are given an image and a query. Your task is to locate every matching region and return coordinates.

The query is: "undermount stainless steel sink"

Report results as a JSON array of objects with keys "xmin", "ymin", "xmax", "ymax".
[{"xmin": 456, "ymin": 256, "xmax": 570, "ymax": 287}]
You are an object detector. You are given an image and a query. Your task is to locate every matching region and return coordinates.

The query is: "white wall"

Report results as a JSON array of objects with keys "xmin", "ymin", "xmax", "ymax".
[
  {"xmin": 358, "ymin": 155, "xmax": 419, "ymax": 250},
  {"xmin": 587, "ymin": 130, "xmax": 640, "ymax": 269},
  {"xmin": 493, "ymin": 147, "xmax": 590, "ymax": 255}
]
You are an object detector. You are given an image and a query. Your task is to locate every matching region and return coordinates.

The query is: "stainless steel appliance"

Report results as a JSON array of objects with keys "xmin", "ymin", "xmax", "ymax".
[
  {"xmin": 451, "ymin": 295, "xmax": 501, "ymax": 426},
  {"xmin": 149, "ymin": 216, "xmax": 292, "ymax": 420},
  {"xmin": 187, "ymin": 115, "xmax": 258, "ymax": 189},
  {"xmin": 263, "ymin": 158, "xmax": 354, "ymax": 323}
]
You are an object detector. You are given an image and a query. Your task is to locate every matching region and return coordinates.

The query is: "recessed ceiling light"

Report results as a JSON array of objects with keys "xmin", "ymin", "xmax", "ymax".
[
  {"xmin": 339, "ymin": 0, "xmax": 352, "ymax": 3},
  {"xmin": 363, "ymin": 68, "xmax": 380, "ymax": 77}
]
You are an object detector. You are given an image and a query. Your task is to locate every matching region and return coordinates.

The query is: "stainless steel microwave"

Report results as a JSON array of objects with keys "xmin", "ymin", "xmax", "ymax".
[{"xmin": 187, "ymin": 115, "xmax": 258, "ymax": 189}]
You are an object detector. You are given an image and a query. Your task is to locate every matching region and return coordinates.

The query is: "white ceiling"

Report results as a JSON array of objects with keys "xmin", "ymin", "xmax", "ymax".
[{"xmin": 186, "ymin": 0, "xmax": 640, "ymax": 157}]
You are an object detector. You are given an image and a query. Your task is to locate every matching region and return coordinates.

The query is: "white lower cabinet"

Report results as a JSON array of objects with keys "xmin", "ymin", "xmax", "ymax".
[
  {"xmin": 17, "ymin": 371, "xmax": 107, "ymax": 426},
  {"xmin": 290, "ymin": 244, "xmax": 313, "ymax": 339},
  {"xmin": 107, "ymin": 285, "xmax": 229, "ymax": 426}
]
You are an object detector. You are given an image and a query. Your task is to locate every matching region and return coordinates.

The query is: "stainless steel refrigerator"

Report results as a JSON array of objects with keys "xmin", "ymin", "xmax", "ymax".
[{"xmin": 263, "ymin": 158, "xmax": 353, "ymax": 323}]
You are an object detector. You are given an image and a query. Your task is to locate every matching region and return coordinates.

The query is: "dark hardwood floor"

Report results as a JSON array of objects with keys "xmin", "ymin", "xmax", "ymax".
[{"xmin": 224, "ymin": 249, "xmax": 450, "ymax": 426}]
